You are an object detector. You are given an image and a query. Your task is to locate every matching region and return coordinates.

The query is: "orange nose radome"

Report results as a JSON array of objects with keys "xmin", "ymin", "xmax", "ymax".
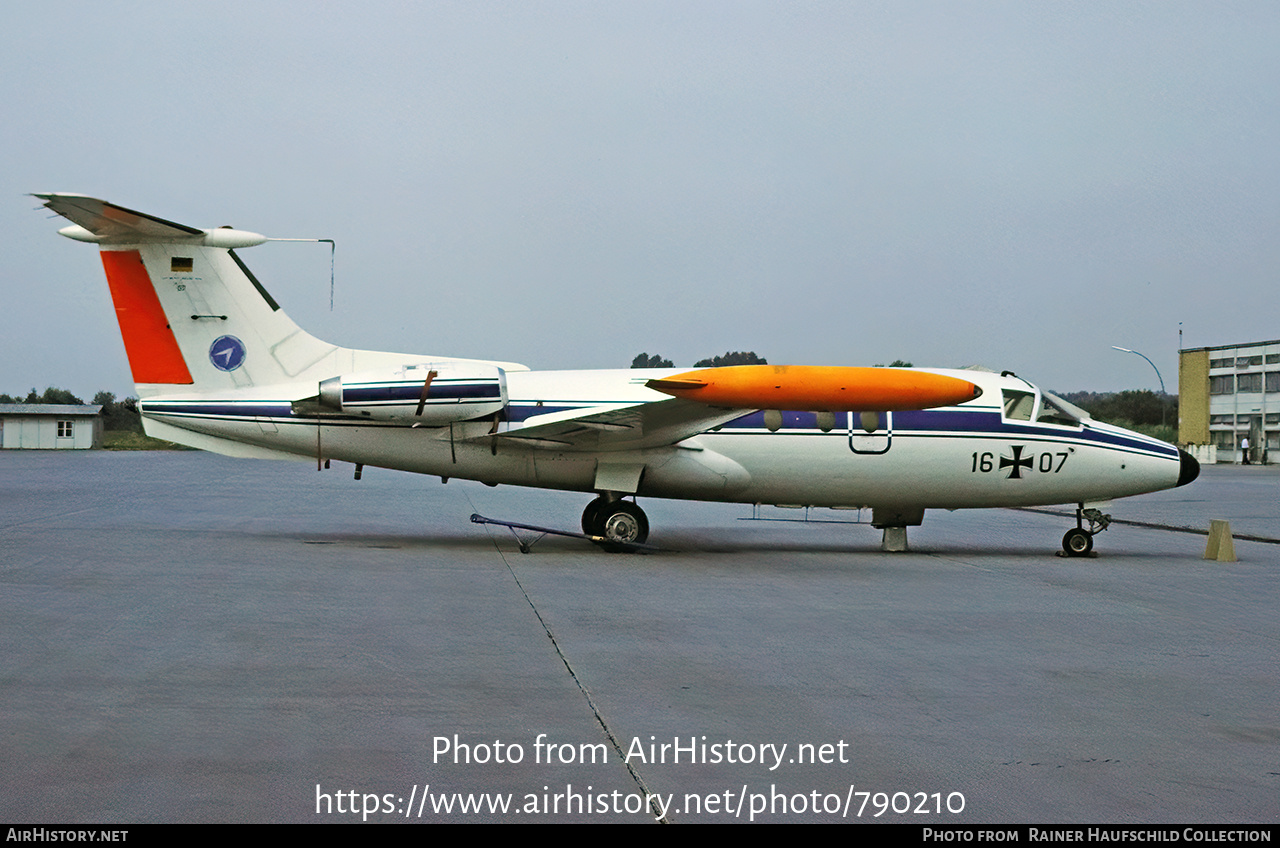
[{"xmin": 646, "ymin": 365, "xmax": 982, "ymax": 411}]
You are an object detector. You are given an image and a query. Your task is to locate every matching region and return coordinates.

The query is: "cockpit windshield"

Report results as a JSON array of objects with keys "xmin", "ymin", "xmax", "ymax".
[
  {"xmin": 1001, "ymin": 388, "xmax": 1083, "ymax": 426},
  {"xmin": 1039, "ymin": 391, "xmax": 1087, "ymax": 426}
]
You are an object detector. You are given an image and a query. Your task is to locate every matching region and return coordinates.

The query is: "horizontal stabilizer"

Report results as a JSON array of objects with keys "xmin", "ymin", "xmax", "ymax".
[
  {"xmin": 33, "ymin": 194, "xmax": 268, "ymax": 247},
  {"xmin": 34, "ymin": 193, "xmax": 202, "ymax": 241}
]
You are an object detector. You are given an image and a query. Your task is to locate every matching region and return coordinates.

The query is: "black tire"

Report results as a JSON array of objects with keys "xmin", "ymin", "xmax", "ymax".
[
  {"xmin": 596, "ymin": 500, "xmax": 649, "ymax": 547},
  {"xmin": 1062, "ymin": 528, "xmax": 1093, "ymax": 557},
  {"xmin": 581, "ymin": 496, "xmax": 609, "ymax": 535}
]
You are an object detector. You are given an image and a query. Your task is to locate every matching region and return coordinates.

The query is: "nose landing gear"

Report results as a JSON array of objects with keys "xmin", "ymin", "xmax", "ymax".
[{"xmin": 1061, "ymin": 505, "xmax": 1111, "ymax": 557}]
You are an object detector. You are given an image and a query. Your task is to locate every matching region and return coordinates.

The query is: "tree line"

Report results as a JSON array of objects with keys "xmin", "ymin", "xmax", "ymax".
[
  {"xmin": 631, "ymin": 351, "xmax": 769, "ymax": 368},
  {"xmin": 1055, "ymin": 389, "xmax": 1178, "ymax": 442},
  {"xmin": 631, "ymin": 353, "xmax": 916, "ymax": 368},
  {"xmin": 1055, "ymin": 390, "xmax": 1177, "ymax": 428},
  {"xmin": 0, "ymin": 388, "xmax": 142, "ymax": 432}
]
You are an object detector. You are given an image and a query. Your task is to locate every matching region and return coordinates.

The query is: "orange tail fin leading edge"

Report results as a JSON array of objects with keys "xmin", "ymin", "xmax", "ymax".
[{"xmin": 100, "ymin": 250, "xmax": 193, "ymax": 385}]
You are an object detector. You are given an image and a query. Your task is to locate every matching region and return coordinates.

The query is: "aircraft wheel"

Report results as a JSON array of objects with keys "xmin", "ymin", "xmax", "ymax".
[
  {"xmin": 1062, "ymin": 528, "xmax": 1093, "ymax": 557},
  {"xmin": 581, "ymin": 496, "xmax": 609, "ymax": 535},
  {"xmin": 597, "ymin": 500, "xmax": 649, "ymax": 548}
]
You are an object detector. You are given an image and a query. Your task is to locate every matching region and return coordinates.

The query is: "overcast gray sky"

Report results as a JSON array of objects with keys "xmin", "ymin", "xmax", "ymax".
[{"xmin": 4, "ymin": 1, "xmax": 1277, "ymax": 400}]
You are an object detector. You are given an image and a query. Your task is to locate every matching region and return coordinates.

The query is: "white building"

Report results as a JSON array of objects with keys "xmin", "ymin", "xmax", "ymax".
[
  {"xmin": 1179, "ymin": 339, "xmax": 1279, "ymax": 463},
  {"xmin": 0, "ymin": 404, "xmax": 103, "ymax": 449}
]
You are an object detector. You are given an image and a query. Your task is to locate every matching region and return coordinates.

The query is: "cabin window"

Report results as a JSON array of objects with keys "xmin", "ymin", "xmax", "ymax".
[
  {"xmin": 57, "ymin": 420, "xmax": 73, "ymax": 438},
  {"xmin": 1002, "ymin": 390, "xmax": 1035, "ymax": 421},
  {"xmin": 171, "ymin": 257, "xmax": 193, "ymax": 272}
]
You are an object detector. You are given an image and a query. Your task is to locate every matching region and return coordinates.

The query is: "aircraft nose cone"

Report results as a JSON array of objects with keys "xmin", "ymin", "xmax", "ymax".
[{"xmin": 1176, "ymin": 449, "xmax": 1201, "ymax": 487}]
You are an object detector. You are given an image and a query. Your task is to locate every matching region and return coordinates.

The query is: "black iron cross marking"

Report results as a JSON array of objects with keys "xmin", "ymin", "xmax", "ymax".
[{"xmin": 1000, "ymin": 445, "xmax": 1033, "ymax": 479}]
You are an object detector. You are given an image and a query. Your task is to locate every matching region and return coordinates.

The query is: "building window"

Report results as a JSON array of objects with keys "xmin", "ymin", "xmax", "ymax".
[
  {"xmin": 1237, "ymin": 373, "xmax": 1262, "ymax": 393},
  {"xmin": 1267, "ymin": 372, "xmax": 1280, "ymax": 393},
  {"xmin": 1210, "ymin": 358, "xmax": 1234, "ymax": 369},
  {"xmin": 1237, "ymin": 356, "xmax": 1263, "ymax": 367},
  {"xmin": 1210, "ymin": 414, "xmax": 1235, "ymax": 425},
  {"xmin": 1210, "ymin": 375, "xmax": 1233, "ymax": 394},
  {"xmin": 57, "ymin": 420, "xmax": 73, "ymax": 438}
]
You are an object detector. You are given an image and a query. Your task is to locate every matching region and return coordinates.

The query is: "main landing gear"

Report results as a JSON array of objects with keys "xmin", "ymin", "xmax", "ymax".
[
  {"xmin": 1061, "ymin": 505, "xmax": 1112, "ymax": 557},
  {"xmin": 582, "ymin": 495, "xmax": 649, "ymax": 549}
]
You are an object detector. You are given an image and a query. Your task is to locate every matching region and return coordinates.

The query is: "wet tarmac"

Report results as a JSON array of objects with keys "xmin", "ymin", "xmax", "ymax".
[{"xmin": 1, "ymin": 451, "xmax": 1276, "ymax": 823}]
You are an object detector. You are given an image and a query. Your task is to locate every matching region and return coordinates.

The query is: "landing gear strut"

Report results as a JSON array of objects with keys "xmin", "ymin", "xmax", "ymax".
[
  {"xmin": 1061, "ymin": 505, "xmax": 1111, "ymax": 557},
  {"xmin": 582, "ymin": 495, "xmax": 649, "ymax": 549}
]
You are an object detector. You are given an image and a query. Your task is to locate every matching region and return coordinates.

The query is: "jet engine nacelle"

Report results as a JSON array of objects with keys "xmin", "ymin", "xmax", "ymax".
[{"xmin": 317, "ymin": 362, "xmax": 507, "ymax": 424}]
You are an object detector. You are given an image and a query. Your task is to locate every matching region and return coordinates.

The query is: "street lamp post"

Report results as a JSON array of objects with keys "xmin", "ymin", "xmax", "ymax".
[{"xmin": 1111, "ymin": 346, "xmax": 1166, "ymax": 427}]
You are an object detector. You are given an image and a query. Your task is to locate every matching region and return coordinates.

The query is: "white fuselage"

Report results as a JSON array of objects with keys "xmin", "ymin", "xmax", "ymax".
[
  {"xmin": 32, "ymin": 193, "xmax": 1192, "ymax": 531},
  {"xmin": 138, "ymin": 367, "xmax": 1187, "ymax": 513}
]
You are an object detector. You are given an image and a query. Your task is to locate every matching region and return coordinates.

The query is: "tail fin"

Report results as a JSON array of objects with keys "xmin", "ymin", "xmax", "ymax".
[
  {"xmin": 36, "ymin": 194, "xmax": 528, "ymax": 460},
  {"xmin": 35, "ymin": 194, "xmax": 339, "ymax": 398}
]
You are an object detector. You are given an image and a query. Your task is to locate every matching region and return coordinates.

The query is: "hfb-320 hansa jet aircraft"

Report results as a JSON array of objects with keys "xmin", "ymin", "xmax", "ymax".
[{"xmin": 34, "ymin": 194, "xmax": 1199, "ymax": 555}]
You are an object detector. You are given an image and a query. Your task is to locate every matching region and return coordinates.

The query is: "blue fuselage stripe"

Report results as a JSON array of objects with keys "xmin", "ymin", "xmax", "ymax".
[{"xmin": 141, "ymin": 400, "xmax": 1177, "ymax": 459}]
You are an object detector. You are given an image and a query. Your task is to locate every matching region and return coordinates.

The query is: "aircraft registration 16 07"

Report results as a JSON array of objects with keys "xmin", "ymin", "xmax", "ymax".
[{"xmin": 34, "ymin": 194, "xmax": 1199, "ymax": 555}]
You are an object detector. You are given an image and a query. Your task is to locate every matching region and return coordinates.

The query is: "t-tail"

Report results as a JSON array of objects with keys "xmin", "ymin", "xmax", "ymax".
[{"xmin": 34, "ymin": 194, "xmax": 525, "ymax": 456}]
